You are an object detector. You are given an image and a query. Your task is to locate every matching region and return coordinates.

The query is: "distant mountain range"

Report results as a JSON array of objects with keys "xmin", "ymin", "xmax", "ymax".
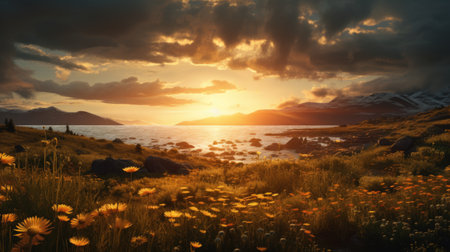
[
  {"xmin": 178, "ymin": 90, "xmax": 450, "ymax": 125},
  {"xmin": 0, "ymin": 107, "xmax": 121, "ymax": 125}
]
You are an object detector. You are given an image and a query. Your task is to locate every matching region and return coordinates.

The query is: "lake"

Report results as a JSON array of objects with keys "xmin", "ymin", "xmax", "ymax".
[{"xmin": 24, "ymin": 125, "xmax": 337, "ymax": 162}]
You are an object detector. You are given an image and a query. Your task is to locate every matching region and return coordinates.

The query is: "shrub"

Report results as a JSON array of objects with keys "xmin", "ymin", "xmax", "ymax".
[
  {"xmin": 4, "ymin": 118, "xmax": 15, "ymax": 132},
  {"xmin": 135, "ymin": 143, "xmax": 142, "ymax": 153}
]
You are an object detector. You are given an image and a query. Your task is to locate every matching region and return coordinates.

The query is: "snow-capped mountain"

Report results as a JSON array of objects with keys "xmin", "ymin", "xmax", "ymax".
[
  {"xmin": 323, "ymin": 90, "xmax": 450, "ymax": 114},
  {"xmin": 179, "ymin": 91, "xmax": 450, "ymax": 125}
]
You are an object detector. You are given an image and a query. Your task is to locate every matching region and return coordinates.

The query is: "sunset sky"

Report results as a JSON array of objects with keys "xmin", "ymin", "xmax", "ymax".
[{"xmin": 1, "ymin": 0, "xmax": 449, "ymax": 124}]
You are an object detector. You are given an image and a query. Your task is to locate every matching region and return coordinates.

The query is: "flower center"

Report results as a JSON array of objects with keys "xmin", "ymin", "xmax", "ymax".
[{"xmin": 27, "ymin": 225, "xmax": 40, "ymax": 236}]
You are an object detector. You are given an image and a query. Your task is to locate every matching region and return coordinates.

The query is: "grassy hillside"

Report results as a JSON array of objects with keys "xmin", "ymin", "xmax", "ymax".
[
  {"xmin": 0, "ymin": 126, "xmax": 224, "ymax": 174},
  {"xmin": 0, "ymin": 107, "xmax": 449, "ymax": 251}
]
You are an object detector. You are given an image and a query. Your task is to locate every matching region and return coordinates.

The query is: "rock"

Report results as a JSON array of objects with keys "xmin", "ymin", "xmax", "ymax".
[
  {"xmin": 112, "ymin": 138, "xmax": 124, "ymax": 144},
  {"xmin": 221, "ymin": 151, "xmax": 235, "ymax": 156},
  {"xmin": 377, "ymin": 138, "xmax": 393, "ymax": 146},
  {"xmin": 391, "ymin": 136, "xmax": 414, "ymax": 152},
  {"xmin": 222, "ymin": 155, "xmax": 235, "ymax": 160},
  {"xmin": 90, "ymin": 158, "xmax": 142, "ymax": 176},
  {"xmin": 14, "ymin": 145, "xmax": 26, "ymax": 153},
  {"xmin": 209, "ymin": 146, "xmax": 224, "ymax": 151},
  {"xmin": 203, "ymin": 152, "xmax": 216, "ymax": 158},
  {"xmin": 264, "ymin": 143, "xmax": 282, "ymax": 151},
  {"xmin": 250, "ymin": 141, "xmax": 262, "ymax": 147},
  {"xmin": 284, "ymin": 137, "xmax": 305, "ymax": 150},
  {"xmin": 144, "ymin": 156, "xmax": 191, "ymax": 175},
  {"xmin": 249, "ymin": 138, "xmax": 262, "ymax": 147},
  {"xmin": 176, "ymin": 141, "xmax": 195, "ymax": 149},
  {"xmin": 191, "ymin": 149, "xmax": 202, "ymax": 153},
  {"xmin": 168, "ymin": 148, "xmax": 178, "ymax": 154}
]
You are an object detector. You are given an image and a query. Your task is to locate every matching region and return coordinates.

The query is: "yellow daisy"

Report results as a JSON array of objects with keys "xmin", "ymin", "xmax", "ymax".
[
  {"xmin": 131, "ymin": 235, "xmax": 148, "ymax": 246},
  {"xmin": 189, "ymin": 206, "xmax": 199, "ymax": 212},
  {"xmin": 70, "ymin": 213, "xmax": 94, "ymax": 230},
  {"xmin": 109, "ymin": 217, "xmax": 132, "ymax": 229},
  {"xmin": 52, "ymin": 204, "xmax": 73, "ymax": 215},
  {"xmin": 122, "ymin": 166, "xmax": 140, "ymax": 173},
  {"xmin": 1, "ymin": 185, "xmax": 14, "ymax": 193},
  {"xmin": 69, "ymin": 236, "xmax": 90, "ymax": 247},
  {"xmin": 164, "ymin": 210, "xmax": 183, "ymax": 218},
  {"xmin": 2, "ymin": 213, "xmax": 17, "ymax": 223},
  {"xmin": 57, "ymin": 215, "xmax": 70, "ymax": 222},
  {"xmin": 190, "ymin": 241, "xmax": 202, "ymax": 248},
  {"xmin": 138, "ymin": 187, "xmax": 156, "ymax": 197},
  {"xmin": 14, "ymin": 216, "xmax": 52, "ymax": 238},
  {"xmin": 0, "ymin": 153, "xmax": 15, "ymax": 165},
  {"xmin": 99, "ymin": 202, "xmax": 127, "ymax": 216}
]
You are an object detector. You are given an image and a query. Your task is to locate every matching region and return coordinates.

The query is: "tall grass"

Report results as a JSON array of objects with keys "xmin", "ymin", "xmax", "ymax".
[{"xmin": 0, "ymin": 130, "xmax": 449, "ymax": 251}]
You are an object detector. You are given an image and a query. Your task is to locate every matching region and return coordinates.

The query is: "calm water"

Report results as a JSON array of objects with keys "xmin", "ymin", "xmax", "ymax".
[{"xmin": 24, "ymin": 125, "xmax": 337, "ymax": 162}]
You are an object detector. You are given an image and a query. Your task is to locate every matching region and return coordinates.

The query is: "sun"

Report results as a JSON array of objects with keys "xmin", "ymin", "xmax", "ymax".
[{"xmin": 209, "ymin": 107, "xmax": 222, "ymax": 117}]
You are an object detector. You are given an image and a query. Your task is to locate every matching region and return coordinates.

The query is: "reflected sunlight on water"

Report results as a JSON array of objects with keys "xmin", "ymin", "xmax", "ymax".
[{"xmin": 25, "ymin": 125, "xmax": 337, "ymax": 162}]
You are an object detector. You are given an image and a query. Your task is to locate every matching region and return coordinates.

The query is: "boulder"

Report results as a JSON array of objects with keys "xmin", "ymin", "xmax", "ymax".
[
  {"xmin": 176, "ymin": 141, "xmax": 195, "ymax": 149},
  {"xmin": 90, "ymin": 158, "xmax": 142, "ymax": 176},
  {"xmin": 284, "ymin": 137, "xmax": 305, "ymax": 150},
  {"xmin": 377, "ymin": 138, "xmax": 393, "ymax": 146},
  {"xmin": 203, "ymin": 152, "xmax": 216, "ymax": 158},
  {"xmin": 112, "ymin": 138, "xmax": 124, "ymax": 144},
  {"xmin": 14, "ymin": 145, "xmax": 26, "ymax": 153},
  {"xmin": 144, "ymin": 156, "xmax": 191, "ymax": 175},
  {"xmin": 390, "ymin": 136, "xmax": 414, "ymax": 152},
  {"xmin": 249, "ymin": 138, "xmax": 262, "ymax": 147},
  {"xmin": 250, "ymin": 141, "xmax": 262, "ymax": 147},
  {"xmin": 264, "ymin": 143, "xmax": 282, "ymax": 151}
]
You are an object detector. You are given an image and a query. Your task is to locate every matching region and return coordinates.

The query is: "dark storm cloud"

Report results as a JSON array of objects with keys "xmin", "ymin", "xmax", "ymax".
[
  {"xmin": 15, "ymin": 45, "xmax": 88, "ymax": 71},
  {"xmin": 310, "ymin": 87, "xmax": 344, "ymax": 98},
  {"xmin": 1, "ymin": 0, "xmax": 449, "ymax": 102},
  {"xmin": 31, "ymin": 77, "xmax": 237, "ymax": 106}
]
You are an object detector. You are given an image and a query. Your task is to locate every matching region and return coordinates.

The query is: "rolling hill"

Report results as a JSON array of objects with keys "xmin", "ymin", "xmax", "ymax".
[{"xmin": 0, "ymin": 106, "xmax": 121, "ymax": 125}]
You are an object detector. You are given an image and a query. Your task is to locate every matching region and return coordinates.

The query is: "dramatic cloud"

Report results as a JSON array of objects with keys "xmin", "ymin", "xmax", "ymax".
[
  {"xmin": 15, "ymin": 44, "xmax": 88, "ymax": 71},
  {"xmin": 1, "ymin": 0, "xmax": 449, "ymax": 98},
  {"xmin": 31, "ymin": 77, "xmax": 237, "ymax": 106},
  {"xmin": 310, "ymin": 87, "xmax": 344, "ymax": 98}
]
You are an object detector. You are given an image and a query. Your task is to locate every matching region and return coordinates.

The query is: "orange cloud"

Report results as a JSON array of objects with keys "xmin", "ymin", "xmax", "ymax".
[{"xmin": 31, "ymin": 77, "xmax": 237, "ymax": 106}]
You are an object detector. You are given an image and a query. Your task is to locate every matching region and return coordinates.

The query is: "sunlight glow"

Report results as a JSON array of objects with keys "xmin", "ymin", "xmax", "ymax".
[{"xmin": 209, "ymin": 107, "xmax": 222, "ymax": 117}]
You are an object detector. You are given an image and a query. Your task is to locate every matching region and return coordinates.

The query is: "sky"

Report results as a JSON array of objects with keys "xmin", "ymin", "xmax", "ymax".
[{"xmin": 0, "ymin": 0, "xmax": 449, "ymax": 124}]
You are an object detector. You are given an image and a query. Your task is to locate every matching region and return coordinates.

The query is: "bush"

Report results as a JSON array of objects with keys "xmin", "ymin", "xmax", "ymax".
[
  {"xmin": 4, "ymin": 118, "xmax": 15, "ymax": 132},
  {"xmin": 135, "ymin": 143, "xmax": 142, "ymax": 153}
]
